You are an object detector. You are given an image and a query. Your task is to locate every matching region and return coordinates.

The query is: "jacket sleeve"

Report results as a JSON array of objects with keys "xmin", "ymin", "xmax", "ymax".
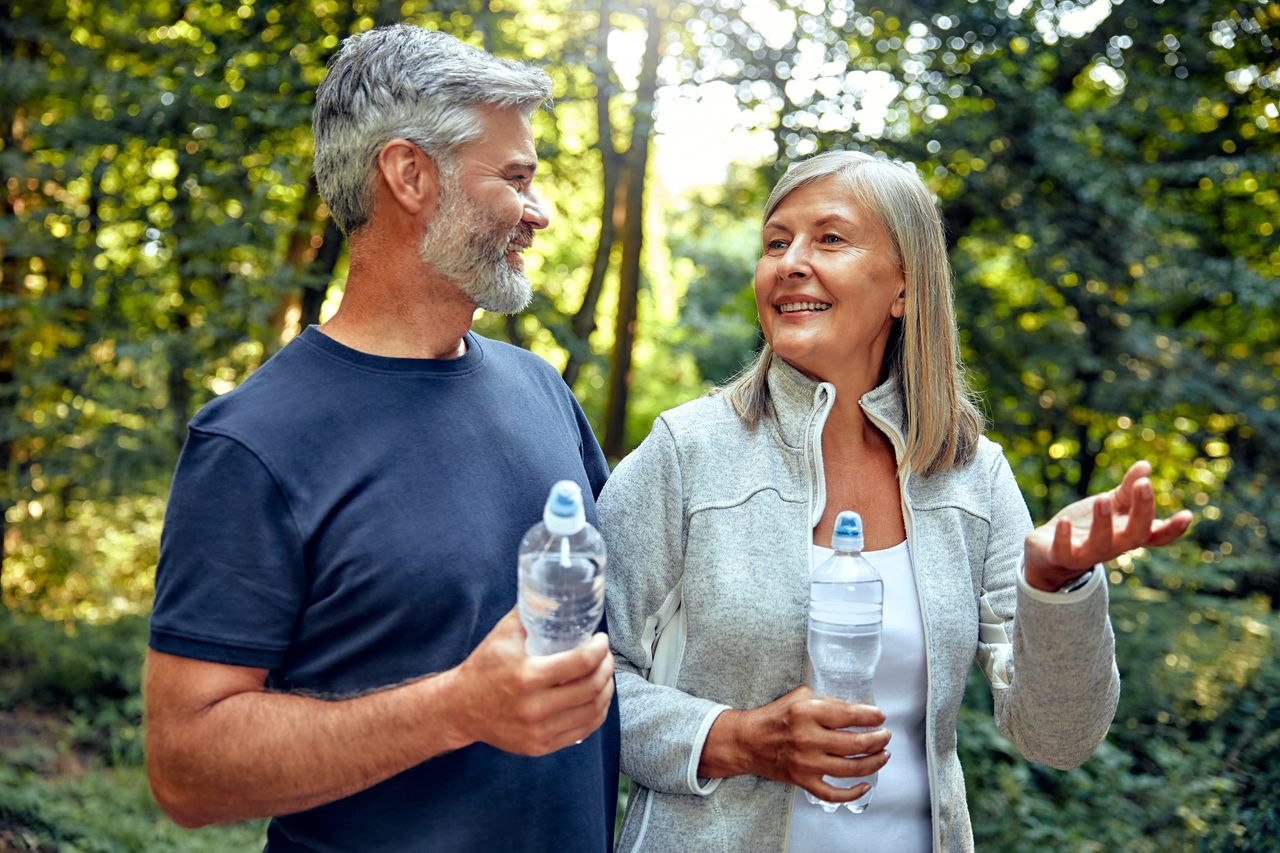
[
  {"xmin": 975, "ymin": 450, "xmax": 1121, "ymax": 770},
  {"xmin": 599, "ymin": 418, "xmax": 731, "ymax": 796}
]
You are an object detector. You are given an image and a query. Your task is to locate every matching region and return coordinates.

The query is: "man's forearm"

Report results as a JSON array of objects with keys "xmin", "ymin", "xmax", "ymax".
[{"xmin": 147, "ymin": 666, "xmax": 471, "ymax": 827}]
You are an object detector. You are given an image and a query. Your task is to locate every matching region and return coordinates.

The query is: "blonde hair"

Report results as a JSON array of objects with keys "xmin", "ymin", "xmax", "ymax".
[{"xmin": 724, "ymin": 150, "xmax": 983, "ymax": 476}]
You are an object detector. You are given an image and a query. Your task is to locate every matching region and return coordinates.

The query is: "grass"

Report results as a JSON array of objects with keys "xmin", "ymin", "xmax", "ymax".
[
  {"xmin": 0, "ymin": 760, "xmax": 266, "ymax": 852},
  {"xmin": 0, "ymin": 606, "xmax": 266, "ymax": 851}
]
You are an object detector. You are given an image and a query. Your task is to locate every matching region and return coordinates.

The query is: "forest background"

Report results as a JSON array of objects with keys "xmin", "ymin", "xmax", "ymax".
[{"xmin": 1, "ymin": 0, "xmax": 1278, "ymax": 849}]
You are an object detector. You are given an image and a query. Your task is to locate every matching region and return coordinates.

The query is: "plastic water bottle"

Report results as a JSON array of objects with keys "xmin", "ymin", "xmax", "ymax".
[
  {"xmin": 805, "ymin": 510, "xmax": 883, "ymax": 814},
  {"xmin": 517, "ymin": 480, "xmax": 607, "ymax": 656}
]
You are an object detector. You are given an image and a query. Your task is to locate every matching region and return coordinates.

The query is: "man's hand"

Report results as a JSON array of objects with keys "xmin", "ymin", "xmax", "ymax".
[
  {"xmin": 698, "ymin": 686, "xmax": 890, "ymax": 803},
  {"xmin": 448, "ymin": 608, "xmax": 614, "ymax": 756},
  {"xmin": 1025, "ymin": 460, "xmax": 1193, "ymax": 592}
]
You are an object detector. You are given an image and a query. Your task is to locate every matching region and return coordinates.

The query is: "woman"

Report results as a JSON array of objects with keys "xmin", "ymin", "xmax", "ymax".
[{"xmin": 598, "ymin": 150, "xmax": 1191, "ymax": 852}]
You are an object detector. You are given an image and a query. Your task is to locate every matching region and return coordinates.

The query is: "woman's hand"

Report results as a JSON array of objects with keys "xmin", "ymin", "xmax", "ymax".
[
  {"xmin": 697, "ymin": 686, "xmax": 890, "ymax": 803},
  {"xmin": 1025, "ymin": 460, "xmax": 1193, "ymax": 592}
]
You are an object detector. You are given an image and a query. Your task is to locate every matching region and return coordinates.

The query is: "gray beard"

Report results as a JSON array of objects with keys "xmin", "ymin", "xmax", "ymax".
[{"xmin": 418, "ymin": 179, "xmax": 533, "ymax": 315}]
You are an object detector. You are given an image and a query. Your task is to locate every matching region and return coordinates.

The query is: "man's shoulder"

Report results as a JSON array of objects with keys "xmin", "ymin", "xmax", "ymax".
[
  {"xmin": 472, "ymin": 334, "xmax": 578, "ymax": 409},
  {"xmin": 474, "ymin": 333, "xmax": 563, "ymax": 380},
  {"xmin": 188, "ymin": 335, "xmax": 332, "ymax": 446}
]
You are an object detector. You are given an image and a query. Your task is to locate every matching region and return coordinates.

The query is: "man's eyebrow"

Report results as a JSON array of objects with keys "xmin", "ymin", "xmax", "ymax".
[{"xmin": 506, "ymin": 160, "xmax": 538, "ymax": 175}]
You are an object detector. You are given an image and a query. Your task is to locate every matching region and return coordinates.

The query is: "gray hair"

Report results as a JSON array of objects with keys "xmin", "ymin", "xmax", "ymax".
[
  {"xmin": 724, "ymin": 150, "xmax": 984, "ymax": 476},
  {"xmin": 312, "ymin": 24, "xmax": 552, "ymax": 235}
]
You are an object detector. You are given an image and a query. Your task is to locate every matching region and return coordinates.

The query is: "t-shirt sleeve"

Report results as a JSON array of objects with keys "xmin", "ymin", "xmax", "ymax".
[
  {"xmin": 571, "ymin": 390, "xmax": 610, "ymax": 499},
  {"xmin": 149, "ymin": 427, "xmax": 306, "ymax": 669}
]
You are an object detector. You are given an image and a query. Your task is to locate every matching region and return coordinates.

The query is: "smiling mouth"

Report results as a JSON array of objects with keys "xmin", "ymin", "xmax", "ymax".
[{"xmin": 777, "ymin": 301, "xmax": 831, "ymax": 313}]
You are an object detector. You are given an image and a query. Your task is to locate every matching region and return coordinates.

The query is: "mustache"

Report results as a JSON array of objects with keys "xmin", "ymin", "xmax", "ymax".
[{"xmin": 507, "ymin": 223, "xmax": 535, "ymax": 251}]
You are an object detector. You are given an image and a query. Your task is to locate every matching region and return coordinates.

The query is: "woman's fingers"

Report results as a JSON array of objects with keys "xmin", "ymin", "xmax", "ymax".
[
  {"xmin": 1145, "ymin": 510, "xmax": 1194, "ymax": 548},
  {"xmin": 805, "ymin": 699, "xmax": 885, "ymax": 731},
  {"xmin": 812, "ymin": 745, "xmax": 892, "ymax": 779},
  {"xmin": 802, "ymin": 779, "xmax": 875, "ymax": 804},
  {"xmin": 1050, "ymin": 517, "xmax": 1077, "ymax": 568},
  {"xmin": 1113, "ymin": 460, "xmax": 1152, "ymax": 514},
  {"xmin": 1083, "ymin": 493, "xmax": 1115, "ymax": 558},
  {"xmin": 1120, "ymin": 478, "xmax": 1156, "ymax": 548}
]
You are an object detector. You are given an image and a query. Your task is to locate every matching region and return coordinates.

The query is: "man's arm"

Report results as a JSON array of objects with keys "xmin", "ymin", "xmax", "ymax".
[{"xmin": 145, "ymin": 608, "xmax": 614, "ymax": 827}]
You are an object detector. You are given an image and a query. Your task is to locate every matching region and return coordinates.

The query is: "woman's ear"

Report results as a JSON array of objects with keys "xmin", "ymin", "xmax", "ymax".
[{"xmin": 891, "ymin": 289, "xmax": 907, "ymax": 318}]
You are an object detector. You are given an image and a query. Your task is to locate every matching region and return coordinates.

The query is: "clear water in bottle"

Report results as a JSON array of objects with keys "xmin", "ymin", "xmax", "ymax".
[
  {"xmin": 518, "ymin": 480, "xmax": 606, "ymax": 656},
  {"xmin": 805, "ymin": 510, "xmax": 883, "ymax": 814}
]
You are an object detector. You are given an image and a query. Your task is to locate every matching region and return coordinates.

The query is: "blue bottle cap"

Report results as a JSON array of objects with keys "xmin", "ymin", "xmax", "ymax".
[
  {"xmin": 831, "ymin": 510, "xmax": 864, "ymax": 552},
  {"xmin": 544, "ymin": 480, "xmax": 585, "ymax": 535}
]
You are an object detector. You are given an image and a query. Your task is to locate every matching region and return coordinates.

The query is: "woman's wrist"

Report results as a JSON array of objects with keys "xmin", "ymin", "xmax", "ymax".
[
  {"xmin": 1023, "ymin": 563, "xmax": 1062, "ymax": 592},
  {"xmin": 1024, "ymin": 560, "xmax": 1094, "ymax": 593},
  {"xmin": 697, "ymin": 709, "xmax": 751, "ymax": 779}
]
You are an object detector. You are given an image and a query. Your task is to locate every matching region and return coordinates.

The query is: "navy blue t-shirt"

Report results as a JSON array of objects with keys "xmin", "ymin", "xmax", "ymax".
[{"xmin": 150, "ymin": 327, "xmax": 619, "ymax": 852}]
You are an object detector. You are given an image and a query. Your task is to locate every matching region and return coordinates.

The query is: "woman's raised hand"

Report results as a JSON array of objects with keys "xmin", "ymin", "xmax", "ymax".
[
  {"xmin": 697, "ymin": 686, "xmax": 890, "ymax": 803},
  {"xmin": 1024, "ymin": 460, "xmax": 1193, "ymax": 592}
]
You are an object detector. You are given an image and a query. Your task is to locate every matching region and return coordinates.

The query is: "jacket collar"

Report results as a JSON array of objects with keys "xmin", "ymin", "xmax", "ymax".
[{"xmin": 766, "ymin": 354, "xmax": 907, "ymax": 452}]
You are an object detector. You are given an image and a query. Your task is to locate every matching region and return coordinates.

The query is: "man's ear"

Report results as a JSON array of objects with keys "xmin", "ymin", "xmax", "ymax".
[{"xmin": 375, "ymin": 139, "xmax": 440, "ymax": 217}]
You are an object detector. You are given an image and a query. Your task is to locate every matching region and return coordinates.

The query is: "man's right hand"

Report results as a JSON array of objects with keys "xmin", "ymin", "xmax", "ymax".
[{"xmin": 448, "ymin": 607, "xmax": 614, "ymax": 756}]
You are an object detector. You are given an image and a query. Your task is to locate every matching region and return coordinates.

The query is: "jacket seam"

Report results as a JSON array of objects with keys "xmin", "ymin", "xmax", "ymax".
[
  {"xmin": 911, "ymin": 501, "xmax": 994, "ymax": 524},
  {"xmin": 659, "ymin": 415, "xmax": 690, "ymax": 567},
  {"xmin": 687, "ymin": 486, "xmax": 805, "ymax": 519}
]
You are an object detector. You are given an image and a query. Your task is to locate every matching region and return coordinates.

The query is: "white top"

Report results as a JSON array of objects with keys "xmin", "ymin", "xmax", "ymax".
[{"xmin": 787, "ymin": 540, "xmax": 933, "ymax": 852}]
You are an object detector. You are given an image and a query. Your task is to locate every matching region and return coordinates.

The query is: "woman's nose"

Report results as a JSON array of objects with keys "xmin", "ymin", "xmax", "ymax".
[{"xmin": 778, "ymin": 241, "xmax": 811, "ymax": 278}]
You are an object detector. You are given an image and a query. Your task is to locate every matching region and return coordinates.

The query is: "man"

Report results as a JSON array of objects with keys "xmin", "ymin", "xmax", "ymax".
[{"xmin": 144, "ymin": 24, "xmax": 619, "ymax": 851}]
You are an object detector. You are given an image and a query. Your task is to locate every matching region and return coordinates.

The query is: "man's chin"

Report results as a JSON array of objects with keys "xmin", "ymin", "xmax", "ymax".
[{"xmin": 471, "ymin": 276, "xmax": 532, "ymax": 315}]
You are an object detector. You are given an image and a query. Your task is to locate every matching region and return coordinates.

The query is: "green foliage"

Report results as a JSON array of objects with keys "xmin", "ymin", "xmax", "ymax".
[
  {"xmin": 0, "ymin": 764, "xmax": 265, "ymax": 852},
  {"xmin": 0, "ymin": 608, "xmax": 147, "ymax": 766},
  {"xmin": 667, "ymin": 173, "xmax": 769, "ymax": 387},
  {"xmin": 2, "ymin": 0, "xmax": 1276, "ymax": 848},
  {"xmin": 960, "ymin": 560, "xmax": 1280, "ymax": 851}
]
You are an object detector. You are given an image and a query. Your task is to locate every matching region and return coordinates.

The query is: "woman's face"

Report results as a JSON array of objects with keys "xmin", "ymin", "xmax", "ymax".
[{"xmin": 754, "ymin": 176, "xmax": 906, "ymax": 386}]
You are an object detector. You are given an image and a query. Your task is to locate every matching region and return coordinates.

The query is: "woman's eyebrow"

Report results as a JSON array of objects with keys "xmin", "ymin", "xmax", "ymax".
[{"xmin": 812, "ymin": 214, "xmax": 858, "ymax": 229}]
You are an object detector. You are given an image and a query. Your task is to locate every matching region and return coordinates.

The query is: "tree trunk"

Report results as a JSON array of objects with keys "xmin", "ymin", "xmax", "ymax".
[
  {"xmin": 299, "ymin": 218, "xmax": 344, "ymax": 329},
  {"xmin": 563, "ymin": 0, "xmax": 621, "ymax": 388},
  {"xmin": 602, "ymin": 4, "xmax": 662, "ymax": 458}
]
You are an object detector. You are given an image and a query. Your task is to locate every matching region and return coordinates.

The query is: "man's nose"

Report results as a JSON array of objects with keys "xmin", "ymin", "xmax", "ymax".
[{"xmin": 523, "ymin": 192, "xmax": 550, "ymax": 230}]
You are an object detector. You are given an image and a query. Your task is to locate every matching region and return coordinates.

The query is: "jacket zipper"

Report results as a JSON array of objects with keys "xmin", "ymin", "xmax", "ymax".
[
  {"xmin": 780, "ymin": 383, "xmax": 836, "ymax": 849},
  {"xmin": 862, "ymin": 403, "xmax": 943, "ymax": 853}
]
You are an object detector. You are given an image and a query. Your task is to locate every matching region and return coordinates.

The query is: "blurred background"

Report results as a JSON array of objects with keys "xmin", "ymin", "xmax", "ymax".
[{"xmin": 1, "ymin": 0, "xmax": 1277, "ymax": 849}]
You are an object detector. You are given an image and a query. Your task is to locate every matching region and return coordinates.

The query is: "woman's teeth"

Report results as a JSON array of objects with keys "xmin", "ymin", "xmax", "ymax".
[{"xmin": 778, "ymin": 302, "xmax": 831, "ymax": 313}]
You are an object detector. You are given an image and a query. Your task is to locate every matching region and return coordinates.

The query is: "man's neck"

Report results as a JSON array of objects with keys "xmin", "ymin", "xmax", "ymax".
[{"xmin": 318, "ymin": 240, "xmax": 475, "ymax": 359}]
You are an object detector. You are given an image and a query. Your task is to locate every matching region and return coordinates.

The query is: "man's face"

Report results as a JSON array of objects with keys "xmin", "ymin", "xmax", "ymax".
[{"xmin": 418, "ymin": 106, "xmax": 549, "ymax": 314}]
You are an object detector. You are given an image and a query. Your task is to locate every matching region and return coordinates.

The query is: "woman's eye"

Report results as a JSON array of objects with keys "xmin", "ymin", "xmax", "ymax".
[
  {"xmin": 821, "ymin": 233, "xmax": 842, "ymax": 244},
  {"xmin": 766, "ymin": 239, "xmax": 788, "ymax": 250}
]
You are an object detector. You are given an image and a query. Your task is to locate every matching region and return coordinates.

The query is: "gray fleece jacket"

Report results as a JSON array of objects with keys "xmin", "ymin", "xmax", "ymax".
[{"xmin": 599, "ymin": 358, "xmax": 1120, "ymax": 852}]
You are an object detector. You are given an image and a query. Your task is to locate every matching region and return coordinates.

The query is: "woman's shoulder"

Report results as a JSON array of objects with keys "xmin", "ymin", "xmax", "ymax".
[
  {"xmin": 655, "ymin": 390, "xmax": 745, "ymax": 439},
  {"xmin": 654, "ymin": 390, "xmax": 792, "ymax": 463},
  {"xmin": 613, "ymin": 391, "xmax": 788, "ymax": 488},
  {"xmin": 973, "ymin": 433, "xmax": 1010, "ymax": 470},
  {"xmin": 908, "ymin": 434, "xmax": 1015, "ymax": 517}
]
